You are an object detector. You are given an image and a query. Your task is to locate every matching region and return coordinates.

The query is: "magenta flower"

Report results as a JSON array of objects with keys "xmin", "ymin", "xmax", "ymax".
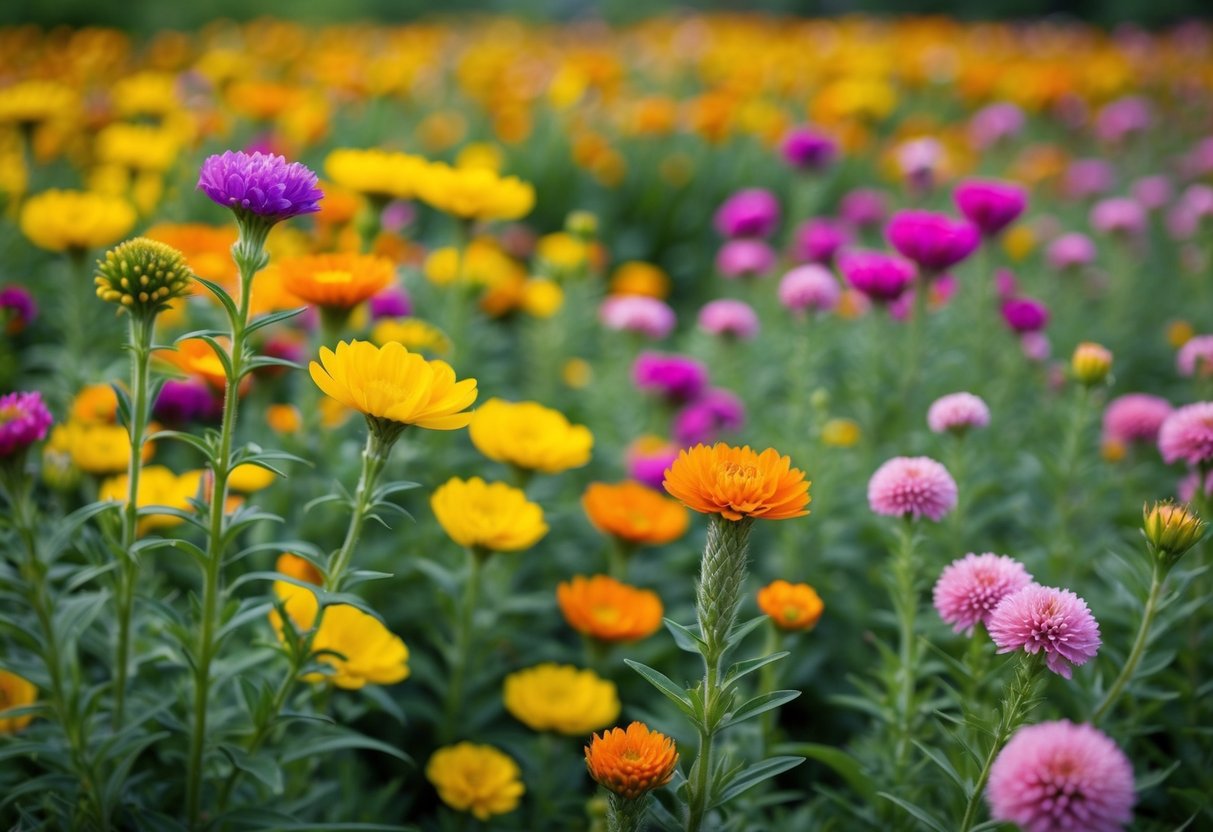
[
  {"xmin": 868, "ymin": 456, "xmax": 958, "ymax": 522},
  {"xmin": 197, "ymin": 151, "xmax": 323, "ymax": 222},
  {"xmin": 153, "ymin": 380, "xmax": 218, "ymax": 425},
  {"xmin": 954, "ymin": 179, "xmax": 1028, "ymax": 236},
  {"xmin": 1001, "ymin": 297, "xmax": 1050, "ymax": 334},
  {"xmin": 967, "ymin": 102, "xmax": 1025, "ymax": 150},
  {"xmin": 632, "ymin": 352, "xmax": 708, "ymax": 404},
  {"xmin": 987, "ymin": 584, "xmax": 1101, "ymax": 678},
  {"xmin": 895, "ymin": 137, "xmax": 944, "ymax": 192},
  {"xmin": 1178, "ymin": 469, "xmax": 1213, "ymax": 504},
  {"xmin": 1177, "ymin": 334, "xmax": 1213, "ymax": 377},
  {"xmin": 1102, "ymin": 393, "xmax": 1173, "ymax": 446},
  {"xmin": 791, "ymin": 218, "xmax": 852, "ymax": 264},
  {"xmin": 1095, "ymin": 96, "xmax": 1152, "ymax": 144},
  {"xmin": 840, "ymin": 188, "xmax": 888, "ymax": 229},
  {"xmin": 715, "ymin": 239, "xmax": 776, "ymax": 279},
  {"xmin": 885, "ymin": 210, "xmax": 980, "ymax": 273},
  {"xmin": 713, "ymin": 188, "xmax": 780, "ymax": 239},
  {"xmin": 1020, "ymin": 332, "xmax": 1051, "ymax": 363},
  {"xmin": 927, "ymin": 392, "xmax": 990, "ymax": 435},
  {"xmin": 673, "ymin": 388, "xmax": 745, "ymax": 446},
  {"xmin": 780, "ymin": 126, "xmax": 838, "ymax": 171},
  {"xmin": 778, "ymin": 265, "xmax": 841, "ymax": 315},
  {"xmin": 1157, "ymin": 401, "xmax": 1213, "ymax": 466},
  {"xmin": 698, "ymin": 299, "xmax": 759, "ymax": 339},
  {"xmin": 933, "ymin": 553, "xmax": 1033, "ymax": 635},
  {"xmin": 626, "ymin": 437, "xmax": 679, "ymax": 491},
  {"xmin": 599, "ymin": 295, "xmax": 676, "ymax": 340},
  {"xmin": 1090, "ymin": 198, "xmax": 1146, "ymax": 237},
  {"xmin": 368, "ymin": 286, "xmax": 412, "ymax": 319},
  {"xmin": 0, "ymin": 391, "xmax": 53, "ymax": 457},
  {"xmin": 0, "ymin": 285, "xmax": 37, "ymax": 335},
  {"xmin": 838, "ymin": 248, "xmax": 917, "ymax": 303},
  {"xmin": 987, "ymin": 721, "xmax": 1134, "ymax": 832}
]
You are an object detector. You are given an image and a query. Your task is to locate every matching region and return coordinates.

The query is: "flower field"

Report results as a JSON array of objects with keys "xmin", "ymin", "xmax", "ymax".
[{"xmin": 1, "ymin": 13, "xmax": 1213, "ymax": 832}]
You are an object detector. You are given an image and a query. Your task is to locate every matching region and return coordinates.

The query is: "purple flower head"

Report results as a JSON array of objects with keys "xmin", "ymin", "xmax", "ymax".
[
  {"xmin": 713, "ymin": 188, "xmax": 780, "ymax": 239},
  {"xmin": 197, "ymin": 151, "xmax": 323, "ymax": 223},
  {"xmin": 380, "ymin": 200, "xmax": 416, "ymax": 233},
  {"xmin": 1095, "ymin": 96, "xmax": 1152, "ymax": 144},
  {"xmin": 1130, "ymin": 175, "xmax": 1172, "ymax": 212},
  {"xmin": 626, "ymin": 436, "xmax": 679, "ymax": 491},
  {"xmin": 1046, "ymin": 232, "xmax": 1097, "ymax": 271},
  {"xmin": 933, "ymin": 553, "xmax": 1033, "ymax": 635},
  {"xmin": 0, "ymin": 391, "xmax": 53, "ymax": 457},
  {"xmin": 369, "ymin": 286, "xmax": 412, "ymax": 320},
  {"xmin": 697, "ymin": 299, "xmax": 759, "ymax": 339},
  {"xmin": 153, "ymin": 379, "xmax": 217, "ymax": 425},
  {"xmin": 1001, "ymin": 297, "xmax": 1050, "ymax": 334},
  {"xmin": 840, "ymin": 188, "xmax": 888, "ymax": 229},
  {"xmin": 778, "ymin": 265, "xmax": 841, "ymax": 315},
  {"xmin": 967, "ymin": 102, "xmax": 1025, "ymax": 150},
  {"xmin": 953, "ymin": 179, "xmax": 1028, "ymax": 236},
  {"xmin": 1158, "ymin": 401, "xmax": 1213, "ymax": 467},
  {"xmin": 927, "ymin": 392, "xmax": 990, "ymax": 435},
  {"xmin": 599, "ymin": 295, "xmax": 676, "ymax": 340},
  {"xmin": 0, "ymin": 285, "xmax": 37, "ymax": 334},
  {"xmin": 632, "ymin": 352, "xmax": 709, "ymax": 404},
  {"xmin": 791, "ymin": 218, "xmax": 852, "ymax": 264},
  {"xmin": 1178, "ymin": 335, "xmax": 1213, "ymax": 378},
  {"xmin": 837, "ymin": 248, "xmax": 917, "ymax": 303},
  {"xmin": 1090, "ymin": 198, "xmax": 1146, "ymax": 237},
  {"xmin": 1102, "ymin": 393, "xmax": 1172, "ymax": 446},
  {"xmin": 988, "ymin": 584, "xmax": 1101, "ymax": 678},
  {"xmin": 715, "ymin": 238, "xmax": 777, "ymax": 279},
  {"xmin": 1063, "ymin": 159, "xmax": 1115, "ymax": 200},
  {"xmin": 885, "ymin": 210, "xmax": 980, "ymax": 273},
  {"xmin": 868, "ymin": 456, "xmax": 958, "ymax": 522},
  {"xmin": 987, "ymin": 720, "xmax": 1134, "ymax": 832},
  {"xmin": 780, "ymin": 125, "xmax": 838, "ymax": 172},
  {"xmin": 896, "ymin": 137, "xmax": 943, "ymax": 192},
  {"xmin": 673, "ymin": 388, "xmax": 745, "ymax": 446}
]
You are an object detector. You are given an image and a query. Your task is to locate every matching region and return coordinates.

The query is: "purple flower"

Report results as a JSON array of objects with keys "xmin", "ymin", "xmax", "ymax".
[
  {"xmin": 673, "ymin": 388, "xmax": 745, "ymax": 446},
  {"xmin": 715, "ymin": 239, "xmax": 776, "ymax": 279},
  {"xmin": 1095, "ymin": 96, "xmax": 1152, "ymax": 144},
  {"xmin": 713, "ymin": 188, "xmax": 780, "ymax": 239},
  {"xmin": 0, "ymin": 285, "xmax": 37, "ymax": 334},
  {"xmin": 886, "ymin": 211, "xmax": 980, "ymax": 273},
  {"xmin": 791, "ymin": 218, "xmax": 852, "ymax": 264},
  {"xmin": 1063, "ymin": 159, "xmax": 1115, "ymax": 200},
  {"xmin": 153, "ymin": 379, "xmax": 217, "ymax": 425},
  {"xmin": 954, "ymin": 179, "xmax": 1027, "ymax": 236},
  {"xmin": 369, "ymin": 286, "xmax": 412, "ymax": 320},
  {"xmin": 868, "ymin": 456, "xmax": 958, "ymax": 522},
  {"xmin": 599, "ymin": 295, "xmax": 676, "ymax": 340},
  {"xmin": 697, "ymin": 299, "xmax": 759, "ymax": 339},
  {"xmin": 780, "ymin": 125, "xmax": 838, "ymax": 171},
  {"xmin": 988, "ymin": 584, "xmax": 1101, "ymax": 679},
  {"xmin": 1090, "ymin": 198, "xmax": 1146, "ymax": 237},
  {"xmin": 1001, "ymin": 297, "xmax": 1050, "ymax": 334},
  {"xmin": 632, "ymin": 352, "xmax": 709, "ymax": 404},
  {"xmin": 1130, "ymin": 175, "xmax": 1172, "ymax": 212},
  {"xmin": 967, "ymin": 102, "xmax": 1025, "ymax": 150},
  {"xmin": 1020, "ymin": 332, "xmax": 1051, "ymax": 363},
  {"xmin": 626, "ymin": 436, "xmax": 679, "ymax": 491},
  {"xmin": 1046, "ymin": 232, "xmax": 1097, "ymax": 271},
  {"xmin": 837, "ymin": 248, "xmax": 917, "ymax": 303},
  {"xmin": 778, "ymin": 265, "xmax": 840, "ymax": 315},
  {"xmin": 840, "ymin": 188, "xmax": 887, "ymax": 229},
  {"xmin": 197, "ymin": 151, "xmax": 323, "ymax": 222},
  {"xmin": 0, "ymin": 391, "xmax": 53, "ymax": 457}
]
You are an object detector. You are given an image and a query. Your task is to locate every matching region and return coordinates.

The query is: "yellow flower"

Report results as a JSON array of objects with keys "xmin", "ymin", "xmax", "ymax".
[
  {"xmin": 272, "ymin": 582, "xmax": 410, "ymax": 690},
  {"xmin": 95, "ymin": 123, "xmax": 181, "ymax": 173},
  {"xmin": 1143, "ymin": 502, "xmax": 1206, "ymax": 562},
  {"xmin": 276, "ymin": 553, "xmax": 323, "ymax": 586},
  {"xmin": 756, "ymin": 580, "xmax": 825, "ymax": 631},
  {"xmin": 1001, "ymin": 224, "xmax": 1036, "ymax": 262},
  {"xmin": 228, "ymin": 463, "xmax": 277, "ymax": 493},
  {"xmin": 94, "ymin": 237, "xmax": 194, "ymax": 317},
  {"xmin": 426, "ymin": 743, "xmax": 525, "ymax": 821},
  {"xmin": 324, "ymin": 148, "xmax": 428, "ymax": 202},
  {"xmin": 455, "ymin": 142, "xmax": 504, "ymax": 172},
  {"xmin": 310, "ymin": 340, "xmax": 477, "ymax": 431},
  {"xmin": 1071, "ymin": 342, "xmax": 1113, "ymax": 386},
  {"xmin": 59, "ymin": 421, "xmax": 153, "ymax": 475},
  {"xmin": 415, "ymin": 162, "xmax": 535, "ymax": 222},
  {"xmin": 469, "ymin": 399, "xmax": 593, "ymax": 474},
  {"xmin": 71, "ymin": 384, "xmax": 119, "ymax": 425},
  {"xmin": 0, "ymin": 670, "xmax": 37, "ymax": 734},
  {"xmin": 431, "ymin": 476, "xmax": 548, "ymax": 552},
  {"xmin": 1167, "ymin": 320, "xmax": 1195, "ymax": 349},
  {"xmin": 423, "ymin": 238, "xmax": 524, "ymax": 288},
  {"xmin": 111, "ymin": 72, "xmax": 180, "ymax": 119},
  {"xmin": 20, "ymin": 190, "xmax": 136, "ymax": 253},
  {"xmin": 0, "ymin": 80, "xmax": 78, "ymax": 128},
  {"xmin": 562, "ymin": 358, "xmax": 592, "ymax": 389},
  {"xmin": 535, "ymin": 232, "xmax": 589, "ymax": 274},
  {"xmin": 277, "ymin": 252, "xmax": 395, "ymax": 310},
  {"xmin": 521, "ymin": 279, "xmax": 563, "ymax": 318},
  {"xmin": 610, "ymin": 261, "xmax": 670, "ymax": 299},
  {"xmin": 503, "ymin": 663, "xmax": 619, "ymax": 735},
  {"xmin": 99, "ymin": 465, "xmax": 203, "ymax": 533},
  {"xmin": 371, "ymin": 317, "xmax": 452, "ymax": 356},
  {"xmin": 821, "ymin": 418, "xmax": 862, "ymax": 448}
]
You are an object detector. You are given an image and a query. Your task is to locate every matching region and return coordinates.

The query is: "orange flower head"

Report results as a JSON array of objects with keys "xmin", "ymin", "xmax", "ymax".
[
  {"xmin": 585, "ymin": 722, "xmax": 679, "ymax": 800},
  {"xmin": 278, "ymin": 252, "xmax": 395, "ymax": 310},
  {"xmin": 276, "ymin": 553, "xmax": 323, "ymax": 586},
  {"xmin": 757, "ymin": 580, "xmax": 824, "ymax": 631},
  {"xmin": 556, "ymin": 575, "xmax": 663, "ymax": 643},
  {"xmin": 663, "ymin": 443, "xmax": 810, "ymax": 522},
  {"xmin": 581, "ymin": 481, "xmax": 689, "ymax": 546}
]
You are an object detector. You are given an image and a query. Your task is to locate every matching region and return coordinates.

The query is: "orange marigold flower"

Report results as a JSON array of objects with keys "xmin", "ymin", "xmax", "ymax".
[
  {"xmin": 278, "ymin": 252, "xmax": 395, "ymax": 310},
  {"xmin": 556, "ymin": 575, "xmax": 663, "ymax": 643},
  {"xmin": 757, "ymin": 580, "xmax": 824, "ymax": 631},
  {"xmin": 276, "ymin": 553, "xmax": 322, "ymax": 586},
  {"xmin": 663, "ymin": 443, "xmax": 810, "ymax": 522},
  {"xmin": 585, "ymin": 722, "xmax": 679, "ymax": 800},
  {"xmin": 581, "ymin": 481, "xmax": 689, "ymax": 546}
]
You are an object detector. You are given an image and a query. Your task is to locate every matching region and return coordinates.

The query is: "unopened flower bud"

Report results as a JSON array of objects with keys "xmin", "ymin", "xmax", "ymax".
[
  {"xmin": 1071, "ymin": 341, "xmax": 1113, "ymax": 386},
  {"xmin": 566, "ymin": 210, "xmax": 598, "ymax": 241},
  {"xmin": 95, "ymin": 237, "xmax": 193, "ymax": 319},
  {"xmin": 1143, "ymin": 501, "xmax": 1205, "ymax": 565}
]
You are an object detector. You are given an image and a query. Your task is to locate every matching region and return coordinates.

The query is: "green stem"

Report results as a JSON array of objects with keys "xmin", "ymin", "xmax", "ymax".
[
  {"xmin": 757, "ymin": 623, "xmax": 783, "ymax": 753},
  {"xmin": 605, "ymin": 792, "xmax": 650, "ymax": 832},
  {"xmin": 1053, "ymin": 384, "xmax": 1092, "ymax": 566},
  {"xmin": 441, "ymin": 547, "xmax": 484, "ymax": 743},
  {"xmin": 606, "ymin": 538, "xmax": 635, "ymax": 581},
  {"xmin": 686, "ymin": 663, "xmax": 720, "ymax": 832},
  {"xmin": 890, "ymin": 518, "xmax": 918, "ymax": 782},
  {"xmin": 324, "ymin": 431, "xmax": 389, "ymax": 593},
  {"xmin": 1090, "ymin": 559, "xmax": 1166, "ymax": 724}
]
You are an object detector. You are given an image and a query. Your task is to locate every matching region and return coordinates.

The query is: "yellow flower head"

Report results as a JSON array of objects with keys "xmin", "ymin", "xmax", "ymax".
[
  {"xmin": 277, "ymin": 252, "xmax": 395, "ymax": 310},
  {"xmin": 276, "ymin": 553, "xmax": 323, "ymax": 586},
  {"xmin": 426, "ymin": 743, "xmax": 525, "ymax": 821},
  {"xmin": 431, "ymin": 476, "xmax": 548, "ymax": 552},
  {"xmin": 757, "ymin": 580, "xmax": 825, "ymax": 631},
  {"xmin": 1071, "ymin": 341, "xmax": 1113, "ymax": 386},
  {"xmin": 310, "ymin": 340, "xmax": 477, "ymax": 431},
  {"xmin": 521, "ymin": 279, "xmax": 564, "ymax": 318},
  {"xmin": 557, "ymin": 575, "xmax": 664, "ymax": 643},
  {"xmin": 111, "ymin": 72, "xmax": 180, "ymax": 120},
  {"xmin": 59, "ymin": 420, "xmax": 153, "ymax": 475},
  {"xmin": 455, "ymin": 142, "xmax": 505, "ymax": 172},
  {"xmin": 821, "ymin": 418, "xmax": 862, "ymax": 448},
  {"xmin": 99, "ymin": 465, "xmax": 203, "ymax": 533},
  {"xmin": 0, "ymin": 670, "xmax": 37, "ymax": 734},
  {"xmin": 423, "ymin": 238, "xmax": 524, "ymax": 288},
  {"xmin": 371, "ymin": 317, "xmax": 452, "ymax": 356},
  {"xmin": 503, "ymin": 663, "xmax": 619, "ymax": 735},
  {"xmin": 610, "ymin": 261, "xmax": 671, "ymax": 299},
  {"xmin": 228, "ymin": 463, "xmax": 277, "ymax": 493},
  {"xmin": 0, "ymin": 80, "xmax": 78, "ymax": 128},
  {"xmin": 94, "ymin": 237, "xmax": 194, "ymax": 317},
  {"xmin": 416, "ymin": 162, "xmax": 535, "ymax": 222},
  {"xmin": 663, "ymin": 443, "xmax": 811, "ymax": 522},
  {"xmin": 324, "ymin": 148, "xmax": 428, "ymax": 202},
  {"xmin": 585, "ymin": 722, "xmax": 679, "ymax": 800},
  {"xmin": 469, "ymin": 399, "xmax": 592, "ymax": 474},
  {"xmin": 535, "ymin": 232, "xmax": 589, "ymax": 274},
  {"xmin": 95, "ymin": 123, "xmax": 181, "ymax": 173},
  {"xmin": 20, "ymin": 190, "xmax": 136, "ymax": 253}
]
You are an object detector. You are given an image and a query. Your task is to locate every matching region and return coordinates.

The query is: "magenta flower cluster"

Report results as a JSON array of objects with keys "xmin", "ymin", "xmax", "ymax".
[{"xmin": 0, "ymin": 390, "xmax": 54, "ymax": 457}]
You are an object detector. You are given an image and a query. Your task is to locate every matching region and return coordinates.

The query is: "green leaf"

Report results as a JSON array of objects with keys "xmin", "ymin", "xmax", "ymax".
[
  {"xmin": 194, "ymin": 277, "xmax": 239, "ymax": 323},
  {"xmin": 244, "ymin": 305, "xmax": 307, "ymax": 336},
  {"xmin": 663, "ymin": 618, "xmax": 706, "ymax": 653},
  {"xmin": 220, "ymin": 744, "xmax": 284, "ymax": 794},
  {"xmin": 912, "ymin": 740, "xmax": 967, "ymax": 792},
  {"xmin": 46, "ymin": 500, "xmax": 122, "ymax": 558},
  {"xmin": 713, "ymin": 756, "xmax": 804, "ymax": 806},
  {"xmin": 624, "ymin": 659, "xmax": 695, "ymax": 715},
  {"xmin": 149, "ymin": 428, "xmax": 216, "ymax": 462},
  {"xmin": 877, "ymin": 792, "xmax": 950, "ymax": 832},
  {"xmin": 777, "ymin": 742, "xmax": 877, "ymax": 805},
  {"xmin": 726, "ymin": 614, "xmax": 769, "ymax": 648},
  {"xmin": 723, "ymin": 652, "xmax": 789, "ymax": 689},
  {"xmin": 720, "ymin": 689, "xmax": 799, "ymax": 728},
  {"xmin": 197, "ymin": 334, "xmax": 235, "ymax": 381},
  {"xmin": 278, "ymin": 729, "xmax": 412, "ymax": 766}
]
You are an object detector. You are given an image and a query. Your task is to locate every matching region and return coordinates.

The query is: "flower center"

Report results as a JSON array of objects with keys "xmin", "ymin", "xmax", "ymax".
[
  {"xmin": 313, "ymin": 269, "xmax": 354, "ymax": 285},
  {"xmin": 722, "ymin": 462, "xmax": 757, "ymax": 480},
  {"xmin": 0, "ymin": 404, "xmax": 20, "ymax": 424}
]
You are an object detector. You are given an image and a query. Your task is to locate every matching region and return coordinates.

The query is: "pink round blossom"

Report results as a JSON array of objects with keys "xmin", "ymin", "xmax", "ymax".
[
  {"xmin": 713, "ymin": 188, "xmax": 780, "ymax": 239},
  {"xmin": 1046, "ymin": 232, "xmax": 1097, "ymax": 271},
  {"xmin": 1001, "ymin": 298, "xmax": 1050, "ymax": 334},
  {"xmin": 1090, "ymin": 198, "xmax": 1146, "ymax": 237},
  {"xmin": 987, "ymin": 720, "xmax": 1134, "ymax": 832},
  {"xmin": 987, "ymin": 584, "xmax": 1101, "ymax": 679},
  {"xmin": 839, "ymin": 189, "xmax": 887, "ymax": 228},
  {"xmin": 778, "ymin": 265, "xmax": 841, "ymax": 315},
  {"xmin": 1130, "ymin": 175, "xmax": 1172, "ymax": 212},
  {"xmin": 791, "ymin": 218, "xmax": 852, "ymax": 264},
  {"xmin": 927, "ymin": 392, "xmax": 990, "ymax": 435},
  {"xmin": 716, "ymin": 238, "xmax": 777, "ymax": 279},
  {"xmin": 698, "ymin": 299, "xmax": 759, "ymax": 339},
  {"xmin": 968, "ymin": 102, "xmax": 1025, "ymax": 150},
  {"xmin": 1020, "ymin": 332, "xmax": 1051, "ymax": 363},
  {"xmin": 885, "ymin": 210, "xmax": 981, "ymax": 272},
  {"xmin": 838, "ymin": 248, "xmax": 917, "ymax": 303},
  {"xmin": 780, "ymin": 126, "xmax": 838, "ymax": 171},
  {"xmin": 1063, "ymin": 159, "xmax": 1115, "ymax": 200},
  {"xmin": 1157, "ymin": 401, "xmax": 1213, "ymax": 466},
  {"xmin": 933, "ymin": 553, "xmax": 1034, "ymax": 635},
  {"xmin": 1177, "ymin": 334, "xmax": 1213, "ymax": 378},
  {"xmin": 0, "ymin": 391, "xmax": 53, "ymax": 457},
  {"xmin": 1095, "ymin": 96, "xmax": 1152, "ymax": 144},
  {"xmin": 1178, "ymin": 469, "xmax": 1213, "ymax": 504},
  {"xmin": 599, "ymin": 295, "xmax": 676, "ymax": 340},
  {"xmin": 626, "ymin": 437, "xmax": 679, "ymax": 491},
  {"xmin": 867, "ymin": 456, "xmax": 958, "ymax": 522},
  {"xmin": 953, "ymin": 178, "xmax": 1028, "ymax": 236},
  {"xmin": 1102, "ymin": 394, "xmax": 1173, "ymax": 446}
]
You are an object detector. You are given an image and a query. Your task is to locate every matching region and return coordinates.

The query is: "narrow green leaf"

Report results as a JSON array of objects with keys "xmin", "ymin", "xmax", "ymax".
[
  {"xmin": 778, "ymin": 742, "xmax": 877, "ymax": 805},
  {"xmin": 720, "ymin": 689, "xmax": 799, "ymax": 728},
  {"xmin": 726, "ymin": 614, "xmax": 769, "ymax": 648},
  {"xmin": 723, "ymin": 652, "xmax": 789, "ymax": 689},
  {"xmin": 713, "ymin": 756, "xmax": 804, "ymax": 806},
  {"xmin": 624, "ymin": 659, "xmax": 695, "ymax": 713},
  {"xmin": 663, "ymin": 618, "xmax": 706, "ymax": 653},
  {"xmin": 877, "ymin": 792, "xmax": 950, "ymax": 832},
  {"xmin": 278, "ymin": 729, "xmax": 412, "ymax": 766}
]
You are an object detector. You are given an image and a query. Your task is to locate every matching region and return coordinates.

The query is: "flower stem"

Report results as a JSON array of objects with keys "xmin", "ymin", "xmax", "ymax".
[
  {"xmin": 890, "ymin": 518, "xmax": 919, "ymax": 782},
  {"xmin": 1091, "ymin": 558, "xmax": 1166, "ymax": 724},
  {"xmin": 606, "ymin": 792, "xmax": 650, "ymax": 832},
  {"xmin": 324, "ymin": 430, "xmax": 389, "ymax": 593},
  {"xmin": 757, "ymin": 623, "xmax": 783, "ymax": 753},
  {"xmin": 441, "ymin": 546, "xmax": 484, "ymax": 743}
]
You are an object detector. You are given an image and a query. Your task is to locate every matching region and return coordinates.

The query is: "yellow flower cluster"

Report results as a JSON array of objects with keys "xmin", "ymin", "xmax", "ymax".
[
  {"xmin": 431, "ymin": 476, "xmax": 548, "ymax": 552},
  {"xmin": 99, "ymin": 466, "xmax": 203, "ymax": 534},
  {"xmin": 503, "ymin": 663, "xmax": 619, "ymax": 735},
  {"xmin": 469, "ymin": 399, "xmax": 592, "ymax": 474},
  {"xmin": 20, "ymin": 190, "xmax": 136, "ymax": 253}
]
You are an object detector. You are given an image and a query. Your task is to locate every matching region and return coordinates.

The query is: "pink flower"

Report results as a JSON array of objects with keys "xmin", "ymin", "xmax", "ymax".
[
  {"xmin": 1046, "ymin": 232, "xmax": 1097, "ymax": 271},
  {"xmin": 933, "ymin": 553, "xmax": 1033, "ymax": 635},
  {"xmin": 987, "ymin": 585, "xmax": 1101, "ymax": 678},
  {"xmin": 838, "ymin": 248, "xmax": 917, "ymax": 303},
  {"xmin": 698, "ymin": 299, "xmax": 759, "ymax": 339},
  {"xmin": 1001, "ymin": 298, "xmax": 1050, "ymax": 334},
  {"xmin": 1177, "ymin": 334, "xmax": 1213, "ymax": 377},
  {"xmin": 778, "ymin": 265, "xmax": 841, "ymax": 315},
  {"xmin": 1102, "ymin": 393, "xmax": 1173, "ymax": 446},
  {"xmin": 868, "ymin": 456, "xmax": 958, "ymax": 522},
  {"xmin": 599, "ymin": 295, "xmax": 676, "ymax": 340},
  {"xmin": 791, "ymin": 218, "xmax": 852, "ymax": 264},
  {"xmin": 1063, "ymin": 159, "xmax": 1115, "ymax": 200},
  {"xmin": 954, "ymin": 179, "xmax": 1028, "ymax": 236},
  {"xmin": 780, "ymin": 126, "xmax": 838, "ymax": 171},
  {"xmin": 987, "ymin": 720, "xmax": 1134, "ymax": 832},
  {"xmin": 1020, "ymin": 332, "xmax": 1051, "ymax": 363},
  {"xmin": 1095, "ymin": 96, "xmax": 1152, "ymax": 144},
  {"xmin": 885, "ymin": 210, "xmax": 981, "ymax": 273},
  {"xmin": 713, "ymin": 188, "xmax": 780, "ymax": 239},
  {"xmin": 715, "ymin": 239, "xmax": 776, "ymax": 279},
  {"xmin": 1090, "ymin": 198, "xmax": 1146, "ymax": 237},
  {"xmin": 1178, "ymin": 469, "xmax": 1213, "ymax": 504},
  {"xmin": 1130, "ymin": 175, "xmax": 1172, "ymax": 212},
  {"xmin": 927, "ymin": 392, "xmax": 990, "ymax": 435},
  {"xmin": 968, "ymin": 102, "xmax": 1025, "ymax": 150},
  {"xmin": 839, "ymin": 188, "xmax": 888, "ymax": 229},
  {"xmin": 626, "ymin": 436, "xmax": 679, "ymax": 491},
  {"xmin": 0, "ymin": 391, "xmax": 54, "ymax": 457},
  {"xmin": 1157, "ymin": 401, "xmax": 1213, "ymax": 466}
]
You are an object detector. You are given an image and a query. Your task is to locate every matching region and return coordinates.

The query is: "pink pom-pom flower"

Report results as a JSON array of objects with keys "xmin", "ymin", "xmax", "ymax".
[
  {"xmin": 933, "ymin": 553, "xmax": 1034, "ymax": 635},
  {"xmin": 927, "ymin": 392, "xmax": 991, "ymax": 435},
  {"xmin": 987, "ymin": 584, "xmax": 1101, "ymax": 679},
  {"xmin": 868, "ymin": 456, "xmax": 958, "ymax": 522},
  {"xmin": 1157, "ymin": 401, "xmax": 1213, "ymax": 467}
]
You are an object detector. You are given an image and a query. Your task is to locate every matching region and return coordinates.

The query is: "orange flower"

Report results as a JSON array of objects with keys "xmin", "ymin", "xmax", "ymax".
[
  {"xmin": 757, "ymin": 580, "xmax": 824, "ymax": 631},
  {"xmin": 277, "ymin": 553, "xmax": 323, "ymax": 585},
  {"xmin": 70, "ymin": 383, "xmax": 119, "ymax": 424},
  {"xmin": 556, "ymin": 575, "xmax": 663, "ymax": 643},
  {"xmin": 663, "ymin": 444, "xmax": 810, "ymax": 522},
  {"xmin": 157, "ymin": 338, "xmax": 230, "ymax": 389},
  {"xmin": 585, "ymin": 722, "xmax": 679, "ymax": 800},
  {"xmin": 278, "ymin": 253, "xmax": 395, "ymax": 310},
  {"xmin": 581, "ymin": 481, "xmax": 689, "ymax": 546}
]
